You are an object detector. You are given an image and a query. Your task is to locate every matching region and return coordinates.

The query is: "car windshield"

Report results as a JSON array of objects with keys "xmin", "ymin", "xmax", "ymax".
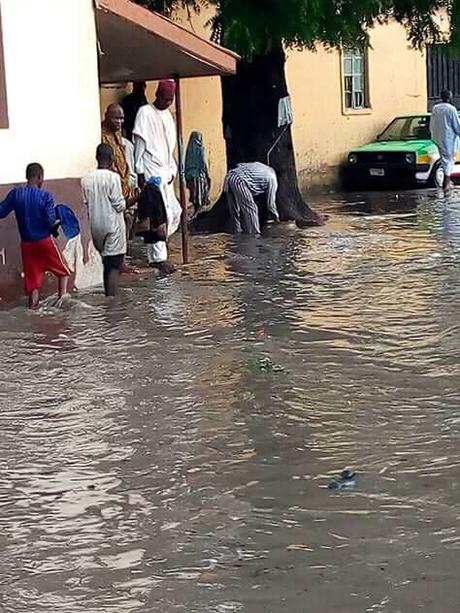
[{"xmin": 378, "ymin": 116, "xmax": 430, "ymax": 141}]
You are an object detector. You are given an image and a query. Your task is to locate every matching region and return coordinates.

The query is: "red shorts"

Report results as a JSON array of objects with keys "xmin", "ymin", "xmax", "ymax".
[{"xmin": 20, "ymin": 237, "xmax": 70, "ymax": 294}]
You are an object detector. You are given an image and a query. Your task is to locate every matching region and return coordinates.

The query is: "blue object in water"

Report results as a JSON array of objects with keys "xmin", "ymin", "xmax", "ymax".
[
  {"xmin": 55, "ymin": 204, "xmax": 80, "ymax": 239},
  {"xmin": 328, "ymin": 469, "xmax": 356, "ymax": 490}
]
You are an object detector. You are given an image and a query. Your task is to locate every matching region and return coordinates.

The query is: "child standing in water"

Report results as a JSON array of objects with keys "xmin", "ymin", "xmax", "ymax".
[
  {"xmin": 82, "ymin": 143, "xmax": 138, "ymax": 297},
  {"xmin": 0, "ymin": 163, "xmax": 70, "ymax": 308}
]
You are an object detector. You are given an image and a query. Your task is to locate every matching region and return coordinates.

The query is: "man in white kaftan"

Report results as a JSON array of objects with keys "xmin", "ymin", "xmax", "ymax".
[
  {"xmin": 133, "ymin": 79, "xmax": 182, "ymax": 272},
  {"xmin": 430, "ymin": 89, "xmax": 460, "ymax": 190}
]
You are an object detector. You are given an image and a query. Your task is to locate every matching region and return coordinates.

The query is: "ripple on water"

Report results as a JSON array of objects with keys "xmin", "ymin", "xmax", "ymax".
[{"xmin": 1, "ymin": 190, "xmax": 460, "ymax": 611}]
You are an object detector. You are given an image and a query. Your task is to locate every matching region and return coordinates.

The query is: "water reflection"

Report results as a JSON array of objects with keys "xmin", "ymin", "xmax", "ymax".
[{"xmin": 1, "ymin": 188, "xmax": 460, "ymax": 611}]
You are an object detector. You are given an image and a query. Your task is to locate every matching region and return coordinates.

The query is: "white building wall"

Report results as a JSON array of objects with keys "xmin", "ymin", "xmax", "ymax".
[{"xmin": 0, "ymin": 0, "xmax": 101, "ymax": 184}]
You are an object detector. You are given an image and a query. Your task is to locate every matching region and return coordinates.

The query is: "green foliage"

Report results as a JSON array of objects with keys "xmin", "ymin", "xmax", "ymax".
[
  {"xmin": 134, "ymin": 0, "xmax": 456, "ymax": 57},
  {"xmin": 245, "ymin": 356, "xmax": 286, "ymax": 374}
]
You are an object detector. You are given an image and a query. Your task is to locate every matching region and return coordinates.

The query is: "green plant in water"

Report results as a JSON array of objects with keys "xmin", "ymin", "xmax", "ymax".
[{"xmin": 246, "ymin": 356, "xmax": 285, "ymax": 374}]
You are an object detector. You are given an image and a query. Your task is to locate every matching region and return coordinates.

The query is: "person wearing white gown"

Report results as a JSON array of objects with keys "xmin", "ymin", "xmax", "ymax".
[
  {"xmin": 430, "ymin": 89, "xmax": 460, "ymax": 190},
  {"xmin": 133, "ymin": 80, "xmax": 181, "ymax": 274}
]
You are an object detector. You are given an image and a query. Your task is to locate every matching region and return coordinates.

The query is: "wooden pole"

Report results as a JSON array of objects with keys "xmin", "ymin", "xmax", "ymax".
[{"xmin": 174, "ymin": 75, "xmax": 190, "ymax": 265}]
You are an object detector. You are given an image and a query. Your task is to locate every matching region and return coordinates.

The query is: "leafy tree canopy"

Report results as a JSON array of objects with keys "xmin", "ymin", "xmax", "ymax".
[{"xmin": 135, "ymin": 0, "xmax": 456, "ymax": 56}]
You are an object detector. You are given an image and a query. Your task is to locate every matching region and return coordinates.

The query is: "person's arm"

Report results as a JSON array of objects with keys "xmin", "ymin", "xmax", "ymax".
[
  {"xmin": 126, "ymin": 188, "xmax": 140, "ymax": 209},
  {"xmin": 81, "ymin": 181, "xmax": 88, "ymax": 207},
  {"xmin": 169, "ymin": 116, "xmax": 178, "ymax": 182},
  {"xmin": 448, "ymin": 107, "xmax": 460, "ymax": 138},
  {"xmin": 81, "ymin": 183, "xmax": 92, "ymax": 225},
  {"xmin": 169, "ymin": 157, "xmax": 178, "ymax": 183},
  {"xmin": 266, "ymin": 171, "xmax": 280, "ymax": 221},
  {"xmin": 134, "ymin": 134, "xmax": 146, "ymax": 188},
  {"xmin": 123, "ymin": 138, "xmax": 138, "ymax": 190},
  {"xmin": 0, "ymin": 191, "xmax": 15, "ymax": 219},
  {"xmin": 43, "ymin": 192, "xmax": 60, "ymax": 234},
  {"xmin": 110, "ymin": 175, "xmax": 127, "ymax": 213},
  {"xmin": 133, "ymin": 108, "xmax": 147, "ymax": 186}
]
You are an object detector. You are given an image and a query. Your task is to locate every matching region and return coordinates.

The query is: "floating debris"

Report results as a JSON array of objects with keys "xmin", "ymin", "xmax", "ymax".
[{"xmin": 328, "ymin": 469, "xmax": 356, "ymax": 491}]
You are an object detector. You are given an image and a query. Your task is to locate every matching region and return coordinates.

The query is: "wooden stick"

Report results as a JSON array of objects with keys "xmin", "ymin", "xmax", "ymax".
[{"xmin": 174, "ymin": 75, "xmax": 190, "ymax": 264}]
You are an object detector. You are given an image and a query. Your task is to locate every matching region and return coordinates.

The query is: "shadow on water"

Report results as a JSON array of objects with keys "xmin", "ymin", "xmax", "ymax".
[{"xmin": 1, "ymin": 187, "xmax": 460, "ymax": 611}]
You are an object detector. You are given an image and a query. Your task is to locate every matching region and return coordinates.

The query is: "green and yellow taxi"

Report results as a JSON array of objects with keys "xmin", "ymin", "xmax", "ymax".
[{"xmin": 344, "ymin": 114, "xmax": 459, "ymax": 189}]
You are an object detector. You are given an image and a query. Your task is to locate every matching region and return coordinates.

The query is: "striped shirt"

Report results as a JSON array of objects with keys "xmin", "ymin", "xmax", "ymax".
[{"xmin": 230, "ymin": 162, "xmax": 279, "ymax": 218}]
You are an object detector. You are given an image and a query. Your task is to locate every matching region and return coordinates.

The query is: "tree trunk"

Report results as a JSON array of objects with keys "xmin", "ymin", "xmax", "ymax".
[{"xmin": 194, "ymin": 46, "xmax": 323, "ymax": 234}]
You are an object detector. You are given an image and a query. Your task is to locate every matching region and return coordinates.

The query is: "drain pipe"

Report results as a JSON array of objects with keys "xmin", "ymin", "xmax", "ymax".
[{"xmin": 174, "ymin": 74, "xmax": 190, "ymax": 265}]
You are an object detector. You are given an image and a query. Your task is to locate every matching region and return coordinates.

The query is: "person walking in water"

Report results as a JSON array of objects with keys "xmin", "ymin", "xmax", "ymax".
[
  {"xmin": 0, "ymin": 163, "xmax": 70, "ymax": 308},
  {"xmin": 81, "ymin": 144, "xmax": 138, "ymax": 297},
  {"xmin": 133, "ymin": 79, "xmax": 181, "ymax": 274},
  {"xmin": 224, "ymin": 162, "xmax": 280, "ymax": 234},
  {"xmin": 430, "ymin": 89, "xmax": 460, "ymax": 190}
]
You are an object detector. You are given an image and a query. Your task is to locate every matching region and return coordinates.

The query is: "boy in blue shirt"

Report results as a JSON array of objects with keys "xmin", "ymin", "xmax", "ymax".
[{"xmin": 0, "ymin": 163, "xmax": 70, "ymax": 308}]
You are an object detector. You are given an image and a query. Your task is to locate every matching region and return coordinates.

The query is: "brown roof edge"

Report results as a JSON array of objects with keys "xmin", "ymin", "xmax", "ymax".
[{"xmin": 97, "ymin": 0, "xmax": 239, "ymax": 75}]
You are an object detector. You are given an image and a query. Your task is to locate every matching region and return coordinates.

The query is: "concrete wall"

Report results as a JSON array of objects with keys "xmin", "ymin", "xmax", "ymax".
[
  {"xmin": 0, "ymin": 0, "xmax": 101, "ymax": 184},
  {"xmin": 288, "ymin": 22, "xmax": 427, "ymax": 187},
  {"xmin": 0, "ymin": 0, "xmax": 103, "ymax": 300},
  {"xmin": 101, "ymin": 11, "xmax": 427, "ymax": 194}
]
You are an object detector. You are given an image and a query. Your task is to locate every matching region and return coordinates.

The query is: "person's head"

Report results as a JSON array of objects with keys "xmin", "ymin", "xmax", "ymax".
[
  {"xmin": 26, "ymin": 163, "xmax": 44, "ymax": 187},
  {"xmin": 104, "ymin": 103, "xmax": 124, "ymax": 133},
  {"xmin": 133, "ymin": 81, "xmax": 146, "ymax": 96},
  {"xmin": 96, "ymin": 143, "xmax": 114, "ymax": 168},
  {"xmin": 189, "ymin": 131, "xmax": 203, "ymax": 146},
  {"xmin": 154, "ymin": 79, "xmax": 176, "ymax": 111},
  {"xmin": 441, "ymin": 89, "xmax": 453, "ymax": 103}
]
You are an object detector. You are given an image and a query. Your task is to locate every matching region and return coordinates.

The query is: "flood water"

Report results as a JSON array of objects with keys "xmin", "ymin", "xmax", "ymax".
[{"xmin": 1, "ymin": 189, "xmax": 460, "ymax": 612}]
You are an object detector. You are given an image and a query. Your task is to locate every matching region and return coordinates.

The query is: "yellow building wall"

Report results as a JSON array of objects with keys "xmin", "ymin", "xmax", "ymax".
[
  {"xmin": 100, "ymin": 12, "xmax": 427, "ymax": 194},
  {"xmin": 288, "ymin": 22, "xmax": 427, "ymax": 187}
]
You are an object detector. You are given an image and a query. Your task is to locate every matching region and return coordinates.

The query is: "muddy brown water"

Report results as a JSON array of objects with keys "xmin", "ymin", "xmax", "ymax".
[{"xmin": 1, "ymin": 189, "xmax": 460, "ymax": 612}]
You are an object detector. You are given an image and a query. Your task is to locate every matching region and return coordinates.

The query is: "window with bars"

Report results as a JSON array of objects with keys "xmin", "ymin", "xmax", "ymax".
[
  {"xmin": 343, "ymin": 48, "xmax": 368, "ymax": 110},
  {"xmin": 427, "ymin": 45, "xmax": 460, "ymax": 109}
]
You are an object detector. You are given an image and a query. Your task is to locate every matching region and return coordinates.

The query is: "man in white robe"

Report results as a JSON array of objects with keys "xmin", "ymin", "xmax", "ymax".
[
  {"xmin": 133, "ymin": 79, "xmax": 182, "ymax": 273},
  {"xmin": 430, "ymin": 89, "xmax": 460, "ymax": 190}
]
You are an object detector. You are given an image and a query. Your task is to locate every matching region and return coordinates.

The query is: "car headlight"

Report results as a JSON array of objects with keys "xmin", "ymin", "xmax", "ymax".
[
  {"xmin": 348, "ymin": 153, "xmax": 358, "ymax": 164},
  {"xmin": 405, "ymin": 153, "xmax": 416, "ymax": 164},
  {"xmin": 416, "ymin": 153, "xmax": 434, "ymax": 165}
]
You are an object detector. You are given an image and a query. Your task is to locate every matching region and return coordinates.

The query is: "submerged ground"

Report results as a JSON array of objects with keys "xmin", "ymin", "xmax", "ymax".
[{"xmin": 1, "ymin": 188, "xmax": 460, "ymax": 612}]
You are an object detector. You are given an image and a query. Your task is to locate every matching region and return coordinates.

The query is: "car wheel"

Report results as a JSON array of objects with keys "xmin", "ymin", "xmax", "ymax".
[{"xmin": 429, "ymin": 161, "xmax": 444, "ymax": 188}]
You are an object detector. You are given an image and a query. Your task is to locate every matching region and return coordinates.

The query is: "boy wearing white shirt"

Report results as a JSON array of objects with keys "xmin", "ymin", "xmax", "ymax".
[{"xmin": 82, "ymin": 144, "xmax": 137, "ymax": 296}]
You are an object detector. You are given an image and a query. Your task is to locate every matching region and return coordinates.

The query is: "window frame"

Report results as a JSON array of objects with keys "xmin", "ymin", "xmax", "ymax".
[
  {"xmin": 0, "ymin": 5, "xmax": 9, "ymax": 129},
  {"xmin": 341, "ymin": 47, "xmax": 371, "ymax": 116}
]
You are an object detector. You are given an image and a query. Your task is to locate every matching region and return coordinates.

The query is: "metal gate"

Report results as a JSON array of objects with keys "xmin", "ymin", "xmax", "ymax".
[{"xmin": 427, "ymin": 45, "xmax": 460, "ymax": 110}]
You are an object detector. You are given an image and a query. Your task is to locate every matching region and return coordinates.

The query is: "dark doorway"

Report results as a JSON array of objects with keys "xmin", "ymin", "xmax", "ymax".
[{"xmin": 427, "ymin": 45, "xmax": 460, "ymax": 110}]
